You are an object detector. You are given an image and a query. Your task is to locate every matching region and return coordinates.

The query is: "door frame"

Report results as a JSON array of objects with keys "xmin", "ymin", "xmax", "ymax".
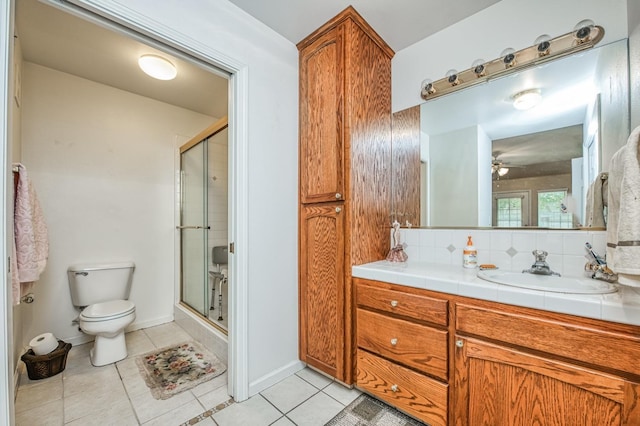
[
  {"xmin": 38, "ymin": 0, "xmax": 250, "ymax": 400},
  {"xmin": 1, "ymin": 0, "xmax": 14, "ymax": 423}
]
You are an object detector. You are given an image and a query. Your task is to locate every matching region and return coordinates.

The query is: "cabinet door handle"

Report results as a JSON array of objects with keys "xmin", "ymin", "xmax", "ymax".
[
  {"xmin": 390, "ymin": 300, "xmax": 398, "ymax": 307},
  {"xmin": 390, "ymin": 338, "xmax": 398, "ymax": 346},
  {"xmin": 456, "ymin": 340, "xmax": 464, "ymax": 348},
  {"xmin": 335, "ymin": 193, "xmax": 342, "ymax": 199},
  {"xmin": 335, "ymin": 207, "xmax": 342, "ymax": 213},
  {"xmin": 391, "ymin": 384, "xmax": 399, "ymax": 393}
]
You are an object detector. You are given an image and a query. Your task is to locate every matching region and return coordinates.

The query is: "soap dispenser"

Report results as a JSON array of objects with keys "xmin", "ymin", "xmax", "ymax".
[{"xmin": 463, "ymin": 236, "xmax": 478, "ymax": 268}]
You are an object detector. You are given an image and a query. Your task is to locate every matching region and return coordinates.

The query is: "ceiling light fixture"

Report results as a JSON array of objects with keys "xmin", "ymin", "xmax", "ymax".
[
  {"xmin": 512, "ymin": 89, "xmax": 542, "ymax": 110},
  {"xmin": 138, "ymin": 54, "xmax": 177, "ymax": 80}
]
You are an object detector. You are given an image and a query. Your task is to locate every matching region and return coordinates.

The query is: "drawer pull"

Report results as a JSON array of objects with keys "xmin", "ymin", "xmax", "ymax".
[
  {"xmin": 390, "ymin": 300, "xmax": 398, "ymax": 307},
  {"xmin": 391, "ymin": 384, "xmax": 399, "ymax": 393},
  {"xmin": 456, "ymin": 339, "xmax": 464, "ymax": 348},
  {"xmin": 335, "ymin": 193, "xmax": 342, "ymax": 199},
  {"xmin": 390, "ymin": 338, "xmax": 398, "ymax": 346},
  {"xmin": 335, "ymin": 207, "xmax": 342, "ymax": 213}
]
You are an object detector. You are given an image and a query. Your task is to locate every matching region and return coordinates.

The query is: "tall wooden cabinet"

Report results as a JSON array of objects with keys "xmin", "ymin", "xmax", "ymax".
[{"xmin": 298, "ymin": 7, "xmax": 394, "ymax": 383}]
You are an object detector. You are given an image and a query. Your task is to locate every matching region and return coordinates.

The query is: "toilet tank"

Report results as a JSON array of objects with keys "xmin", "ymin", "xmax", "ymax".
[{"xmin": 68, "ymin": 261, "xmax": 135, "ymax": 307}]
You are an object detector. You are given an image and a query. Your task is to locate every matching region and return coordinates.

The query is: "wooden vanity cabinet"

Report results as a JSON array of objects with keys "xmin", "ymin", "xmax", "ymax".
[
  {"xmin": 353, "ymin": 278, "xmax": 640, "ymax": 426},
  {"xmin": 453, "ymin": 303, "xmax": 640, "ymax": 426},
  {"xmin": 297, "ymin": 7, "xmax": 394, "ymax": 383},
  {"xmin": 355, "ymin": 279, "xmax": 449, "ymax": 426},
  {"xmin": 454, "ymin": 337, "xmax": 640, "ymax": 425}
]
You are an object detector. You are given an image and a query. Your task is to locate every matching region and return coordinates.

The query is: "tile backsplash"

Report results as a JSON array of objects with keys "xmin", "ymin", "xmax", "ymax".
[{"xmin": 395, "ymin": 228, "xmax": 607, "ymax": 277}]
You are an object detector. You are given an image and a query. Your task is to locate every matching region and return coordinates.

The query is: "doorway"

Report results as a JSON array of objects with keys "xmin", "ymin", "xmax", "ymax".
[
  {"xmin": 179, "ymin": 118, "xmax": 230, "ymax": 333},
  {"xmin": 11, "ymin": 0, "xmax": 251, "ymax": 401}
]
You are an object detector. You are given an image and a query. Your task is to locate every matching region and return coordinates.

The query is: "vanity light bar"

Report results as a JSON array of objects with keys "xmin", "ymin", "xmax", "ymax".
[{"xmin": 420, "ymin": 24, "xmax": 605, "ymax": 101}]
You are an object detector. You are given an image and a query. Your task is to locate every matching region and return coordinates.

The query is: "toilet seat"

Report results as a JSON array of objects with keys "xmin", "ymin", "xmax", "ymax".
[{"xmin": 80, "ymin": 300, "xmax": 135, "ymax": 322}]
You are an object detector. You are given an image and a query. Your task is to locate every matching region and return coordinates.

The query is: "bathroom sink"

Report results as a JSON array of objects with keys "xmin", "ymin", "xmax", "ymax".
[{"xmin": 477, "ymin": 269, "xmax": 617, "ymax": 294}]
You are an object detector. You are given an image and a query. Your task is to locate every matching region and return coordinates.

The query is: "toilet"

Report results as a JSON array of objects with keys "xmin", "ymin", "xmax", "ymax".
[{"xmin": 67, "ymin": 262, "xmax": 136, "ymax": 366}]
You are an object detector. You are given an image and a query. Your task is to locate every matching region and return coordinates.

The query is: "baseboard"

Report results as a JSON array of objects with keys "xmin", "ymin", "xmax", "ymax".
[
  {"xmin": 14, "ymin": 357, "xmax": 23, "ymax": 399},
  {"xmin": 61, "ymin": 314, "xmax": 175, "ymax": 347},
  {"xmin": 127, "ymin": 314, "xmax": 174, "ymax": 332},
  {"xmin": 248, "ymin": 359, "xmax": 306, "ymax": 396}
]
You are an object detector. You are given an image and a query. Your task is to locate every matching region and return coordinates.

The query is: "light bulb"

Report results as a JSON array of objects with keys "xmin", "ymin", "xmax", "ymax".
[
  {"xmin": 445, "ymin": 69, "xmax": 460, "ymax": 86},
  {"xmin": 573, "ymin": 19, "xmax": 595, "ymax": 42},
  {"xmin": 501, "ymin": 48, "xmax": 516, "ymax": 68},
  {"xmin": 535, "ymin": 34, "xmax": 551, "ymax": 56},
  {"xmin": 421, "ymin": 78, "xmax": 435, "ymax": 97},
  {"xmin": 471, "ymin": 59, "xmax": 486, "ymax": 77}
]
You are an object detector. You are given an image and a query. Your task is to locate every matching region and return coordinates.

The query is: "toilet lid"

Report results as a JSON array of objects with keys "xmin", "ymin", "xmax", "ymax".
[{"xmin": 80, "ymin": 300, "xmax": 135, "ymax": 322}]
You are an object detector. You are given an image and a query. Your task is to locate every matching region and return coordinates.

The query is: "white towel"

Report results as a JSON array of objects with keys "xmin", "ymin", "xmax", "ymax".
[
  {"xmin": 585, "ymin": 172, "xmax": 608, "ymax": 227},
  {"xmin": 606, "ymin": 126, "xmax": 640, "ymax": 277},
  {"xmin": 12, "ymin": 164, "xmax": 49, "ymax": 305}
]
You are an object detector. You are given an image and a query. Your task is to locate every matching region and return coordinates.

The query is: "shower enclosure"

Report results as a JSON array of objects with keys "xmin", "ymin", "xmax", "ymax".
[{"xmin": 179, "ymin": 117, "xmax": 229, "ymax": 332}]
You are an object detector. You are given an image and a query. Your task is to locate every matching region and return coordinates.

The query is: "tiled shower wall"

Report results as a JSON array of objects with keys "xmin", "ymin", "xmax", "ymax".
[
  {"xmin": 207, "ymin": 129, "xmax": 229, "ymax": 265},
  {"xmin": 396, "ymin": 228, "xmax": 607, "ymax": 277}
]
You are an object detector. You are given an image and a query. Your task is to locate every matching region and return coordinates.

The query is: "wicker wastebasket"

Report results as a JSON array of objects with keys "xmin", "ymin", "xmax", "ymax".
[{"xmin": 21, "ymin": 340, "xmax": 72, "ymax": 380}]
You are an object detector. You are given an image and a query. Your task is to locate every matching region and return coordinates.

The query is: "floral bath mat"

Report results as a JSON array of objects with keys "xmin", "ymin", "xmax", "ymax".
[{"xmin": 135, "ymin": 341, "xmax": 226, "ymax": 400}]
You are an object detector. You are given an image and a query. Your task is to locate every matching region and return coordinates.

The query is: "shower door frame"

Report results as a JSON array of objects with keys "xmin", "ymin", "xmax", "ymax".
[{"xmin": 179, "ymin": 118, "xmax": 229, "ymax": 329}]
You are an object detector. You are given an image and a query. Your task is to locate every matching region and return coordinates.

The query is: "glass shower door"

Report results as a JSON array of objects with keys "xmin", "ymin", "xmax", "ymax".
[{"xmin": 180, "ymin": 140, "xmax": 209, "ymax": 316}]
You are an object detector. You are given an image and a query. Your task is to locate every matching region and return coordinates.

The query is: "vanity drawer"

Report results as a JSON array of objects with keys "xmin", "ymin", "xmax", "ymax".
[
  {"xmin": 357, "ymin": 349, "xmax": 448, "ymax": 426},
  {"xmin": 356, "ymin": 279, "xmax": 448, "ymax": 326},
  {"xmin": 357, "ymin": 308, "xmax": 448, "ymax": 380},
  {"xmin": 455, "ymin": 303, "xmax": 640, "ymax": 376}
]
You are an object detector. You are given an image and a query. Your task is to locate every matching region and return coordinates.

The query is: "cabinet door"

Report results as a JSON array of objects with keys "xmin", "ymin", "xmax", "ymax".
[
  {"xmin": 299, "ymin": 26, "xmax": 345, "ymax": 204},
  {"xmin": 299, "ymin": 203, "xmax": 345, "ymax": 378},
  {"xmin": 453, "ymin": 337, "xmax": 640, "ymax": 426}
]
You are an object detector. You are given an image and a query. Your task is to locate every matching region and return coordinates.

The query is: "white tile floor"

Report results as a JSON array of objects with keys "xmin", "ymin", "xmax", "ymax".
[{"xmin": 14, "ymin": 322, "xmax": 361, "ymax": 425}]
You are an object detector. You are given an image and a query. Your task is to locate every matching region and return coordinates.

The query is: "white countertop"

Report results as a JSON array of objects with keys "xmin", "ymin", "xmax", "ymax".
[{"xmin": 352, "ymin": 261, "xmax": 640, "ymax": 327}]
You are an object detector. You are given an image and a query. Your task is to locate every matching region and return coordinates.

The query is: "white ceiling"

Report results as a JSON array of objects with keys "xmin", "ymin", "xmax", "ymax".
[
  {"xmin": 15, "ymin": 0, "xmax": 503, "ymax": 120},
  {"xmin": 226, "ymin": 0, "xmax": 502, "ymax": 51},
  {"xmin": 16, "ymin": 0, "xmax": 229, "ymax": 118}
]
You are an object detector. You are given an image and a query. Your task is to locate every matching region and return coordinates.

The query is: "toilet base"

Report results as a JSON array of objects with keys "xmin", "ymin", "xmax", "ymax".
[{"xmin": 89, "ymin": 331, "xmax": 128, "ymax": 366}]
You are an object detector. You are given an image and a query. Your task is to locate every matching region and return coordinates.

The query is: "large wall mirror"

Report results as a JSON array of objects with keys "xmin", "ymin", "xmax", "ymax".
[{"xmin": 395, "ymin": 38, "xmax": 630, "ymax": 230}]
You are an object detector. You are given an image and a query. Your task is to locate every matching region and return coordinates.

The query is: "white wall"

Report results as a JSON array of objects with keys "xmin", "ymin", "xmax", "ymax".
[
  {"xmin": 20, "ymin": 62, "xmax": 214, "ymax": 346},
  {"xmin": 594, "ymin": 39, "xmax": 630, "ymax": 168},
  {"xmin": 629, "ymin": 0, "xmax": 640, "ymax": 130},
  {"xmin": 393, "ymin": 0, "xmax": 628, "ymax": 112},
  {"xmin": 61, "ymin": 0, "xmax": 300, "ymax": 396}
]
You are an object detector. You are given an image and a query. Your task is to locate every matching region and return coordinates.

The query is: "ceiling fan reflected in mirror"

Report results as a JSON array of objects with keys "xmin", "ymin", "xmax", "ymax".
[{"xmin": 491, "ymin": 156, "xmax": 524, "ymax": 178}]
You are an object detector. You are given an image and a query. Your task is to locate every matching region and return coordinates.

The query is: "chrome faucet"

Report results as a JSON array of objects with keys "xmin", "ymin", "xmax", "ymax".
[{"xmin": 523, "ymin": 250, "xmax": 560, "ymax": 276}]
